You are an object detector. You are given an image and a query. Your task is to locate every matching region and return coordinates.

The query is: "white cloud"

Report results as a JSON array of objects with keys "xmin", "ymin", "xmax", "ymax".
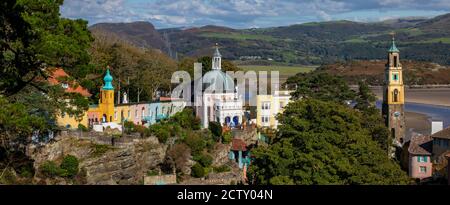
[{"xmin": 60, "ymin": 0, "xmax": 450, "ymax": 28}]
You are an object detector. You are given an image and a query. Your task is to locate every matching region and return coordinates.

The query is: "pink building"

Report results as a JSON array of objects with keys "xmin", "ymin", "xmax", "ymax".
[
  {"xmin": 408, "ymin": 135, "xmax": 433, "ymax": 180},
  {"xmin": 447, "ymin": 154, "xmax": 450, "ymax": 185}
]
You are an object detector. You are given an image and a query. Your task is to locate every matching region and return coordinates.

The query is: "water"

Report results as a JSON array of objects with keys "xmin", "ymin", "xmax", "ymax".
[{"xmin": 375, "ymin": 101, "xmax": 450, "ymax": 128}]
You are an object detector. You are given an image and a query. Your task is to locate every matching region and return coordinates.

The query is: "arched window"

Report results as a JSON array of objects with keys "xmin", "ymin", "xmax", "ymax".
[{"xmin": 393, "ymin": 89, "xmax": 399, "ymax": 102}]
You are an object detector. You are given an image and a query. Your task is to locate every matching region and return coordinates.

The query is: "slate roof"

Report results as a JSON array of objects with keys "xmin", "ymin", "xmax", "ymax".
[
  {"xmin": 431, "ymin": 127, "xmax": 450, "ymax": 139},
  {"xmin": 408, "ymin": 134, "xmax": 432, "ymax": 155},
  {"xmin": 231, "ymin": 138, "xmax": 247, "ymax": 151}
]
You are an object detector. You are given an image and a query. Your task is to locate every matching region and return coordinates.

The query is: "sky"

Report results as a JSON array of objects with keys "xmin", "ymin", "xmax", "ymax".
[{"xmin": 60, "ymin": 0, "xmax": 450, "ymax": 29}]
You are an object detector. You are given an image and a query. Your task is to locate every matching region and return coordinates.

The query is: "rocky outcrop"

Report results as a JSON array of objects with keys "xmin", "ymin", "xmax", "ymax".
[
  {"xmin": 29, "ymin": 134, "xmax": 167, "ymax": 185},
  {"xmin": 211, "ymin": 143, "xmax": 231, "ymax": 167}
]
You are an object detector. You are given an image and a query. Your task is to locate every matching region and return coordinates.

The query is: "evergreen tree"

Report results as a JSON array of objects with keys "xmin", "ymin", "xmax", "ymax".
[{"xmin": 248, "ymin": 99, "xmax": 410, "ymax": 185}]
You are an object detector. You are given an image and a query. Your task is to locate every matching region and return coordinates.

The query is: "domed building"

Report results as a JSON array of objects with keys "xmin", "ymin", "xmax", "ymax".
[{"xmin": 195, "ymin": 45, "xmax": 244, "ymax": 129}]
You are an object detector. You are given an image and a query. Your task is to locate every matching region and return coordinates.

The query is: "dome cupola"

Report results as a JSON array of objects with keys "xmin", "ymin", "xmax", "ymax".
[{"xmin": 102, "ymin": 67, "xmax": 114, "ymax": 90}]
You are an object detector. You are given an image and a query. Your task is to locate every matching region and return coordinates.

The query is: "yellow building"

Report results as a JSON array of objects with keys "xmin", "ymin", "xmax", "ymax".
[
  {"xmin": 49, "ymin": 68, "xmax": 92, "ymax": 129},
  {"xmin": 256, "ymin": 90, "xmax": 292, "ymax": 129},
  {"xmin": 382, "ymin": 36, "xmax": 405, "ymax": 144},
  {"xmin": 56, "ymin": 67, "xmax": 186, "ymax": 130},
  {"xmin": 90, "ymin": 68, "xmax": 115, "ymax": 123}
]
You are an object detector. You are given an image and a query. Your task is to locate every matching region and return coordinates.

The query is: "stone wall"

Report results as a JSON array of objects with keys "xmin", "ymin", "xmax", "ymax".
[
  {"xmin": 144, "ymin": 174, "xmax": 177, "ymax": 185},
  {"xmin": 28, "ymin": 133, "xmax": 167, "ymax": 185}
]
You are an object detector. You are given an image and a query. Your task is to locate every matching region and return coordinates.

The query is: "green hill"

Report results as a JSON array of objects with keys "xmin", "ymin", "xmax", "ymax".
[{"xmin": 89, "ymin": 13, "xmax": 450, "ymax": 65}]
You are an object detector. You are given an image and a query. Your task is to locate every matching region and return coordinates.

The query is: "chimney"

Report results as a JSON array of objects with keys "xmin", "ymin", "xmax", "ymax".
[{"xmin": 431, "ymin": 120, "xmax": 443, "ymax": 135}]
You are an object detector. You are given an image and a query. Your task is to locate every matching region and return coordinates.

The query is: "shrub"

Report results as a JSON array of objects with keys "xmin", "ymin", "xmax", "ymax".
[
  {"xmin": 0, "ymin": 169, "xmax": 17, "ymax": 184},
  {"xmin": 222, "ymin": 131, "xmax": 232, "ymax": 144},
  {"xmin": 124, "ymin": 121, "xmax": 135, "ymax": 134},
  {"xmin": 134, "ymin": 124, "xmax": 149, "ymax": 137},
  {"xmin": 18, "ymin": 165, "xmax": 34, "ymax": 178},
  {"xmin": 191, "ymin": 163, "xmax": 206, "ymax": 178},
  {"xmin": 91, "ymin": 144, "xmax": 111, "ymax": 157},
  {"xmin": 184, "ymin": 134, "xmax": 206, "ymax": 156},
  {"xmin": 150, "ymin": 124, "xmax": 171, "ymax": 143},
  {"xmin": 60, "ymin": 155, "xmax": 79, "ymax": 178},
  {"xmin": 213, "ymin": 165, "xmax": 231, "ymax": 173},
  {"xmin": 39, "ymin": 161, "xmax": 64, "ymax": 178},
  {"xmin": 194, "ymin": 153, "xmax": 213, "ymax": 167},
  {"xmin": 147, "ymin": 170, "xmax": 159, "ymax": 176},
  {"xmin": 208, "ymin": 121, "xmax": 222, "ymax": 141},
  {"xmin": 78, "ymin": 124, "xmax": 88, "ymax": 132}
]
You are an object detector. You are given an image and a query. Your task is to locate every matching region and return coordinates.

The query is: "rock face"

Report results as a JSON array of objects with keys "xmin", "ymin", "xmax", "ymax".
[
  {"xmin": 29, "ymin": 134, "xmax": 167, "ymax": 185},
  {"xmin": 211, "ymin": 143, "xmax": 232, "ymax": 167}
]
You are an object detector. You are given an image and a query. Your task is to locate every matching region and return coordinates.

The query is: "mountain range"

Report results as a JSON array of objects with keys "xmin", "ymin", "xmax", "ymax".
[{"xmin": 89, "ymin": 13, "xmax": 450, "ymax": 65}]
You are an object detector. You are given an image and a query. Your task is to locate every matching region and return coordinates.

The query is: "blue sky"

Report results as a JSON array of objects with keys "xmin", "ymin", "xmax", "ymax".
[{"xmin": 60, "ymin": 0, "xmax": 450, "ymax": 28}]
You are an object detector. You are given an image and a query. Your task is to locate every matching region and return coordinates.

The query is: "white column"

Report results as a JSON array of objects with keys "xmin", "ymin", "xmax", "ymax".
[{"xmin": 203, "ymin": 95, "xmax": 208, "ymax": 128}]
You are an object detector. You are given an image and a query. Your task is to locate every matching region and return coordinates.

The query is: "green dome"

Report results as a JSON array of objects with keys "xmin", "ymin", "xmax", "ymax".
[
  {"xmin": 202, "ymin": 70, "xmax": 235, "ymax": 92},
  {"xmin": 102, "ymin": 69, "xmax": 114, "ymax": 90}
]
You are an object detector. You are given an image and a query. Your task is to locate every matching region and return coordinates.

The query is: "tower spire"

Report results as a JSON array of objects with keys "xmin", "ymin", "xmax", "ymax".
[{"xmin": 388, "ymin": 32, "xmax": 399, "ymax": 53}]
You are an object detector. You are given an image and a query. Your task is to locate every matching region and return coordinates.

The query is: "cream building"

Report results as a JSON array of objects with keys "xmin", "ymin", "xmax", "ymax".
[
  {"xmin": 256, "ymin": 90, "xmax": 293, "ymax": 129},
  {"xmin": 195, "ymin": 45, "xmax": 244, "ymax": 129}
]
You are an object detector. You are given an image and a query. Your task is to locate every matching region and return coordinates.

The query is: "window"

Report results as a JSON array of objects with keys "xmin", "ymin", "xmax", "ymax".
[
  {"xmin": 262, "ymin": 102, "xmax": 270, "ymax": 110},
  {"xmin": 128, "ymin": 110, "xmax": 130, "ymax": 117},
  {"xmin": 393, "ymin": 89, "xmax": 399, "ymax": 102},
  {"xmin": 419, "ymin": 166, "xmax": 427, "ymax": 173},
  {"xmin": 261, "ymin": 116, "xmax": 269, "ymax": 124},
  {"xmin": 135, "ymin": 110, "xmax": 138, "ymax": 118},
  {"xmin": 443, "ymin": 139, "xmax": 449, "ymax": 148},
  {"xmin": 114, "ymin": 111, "xmax": 117, "ymax": 120},
  {"xmin": 417, "ymin": 156, "xmax": 428, "ymax": 163},
  {"xmin": 141, "ymin": 108, "xmax": 145, "ymax": 118},
  {"xmin": 392, "ymin": 74, "xmax": 398, "ymax": 81}
]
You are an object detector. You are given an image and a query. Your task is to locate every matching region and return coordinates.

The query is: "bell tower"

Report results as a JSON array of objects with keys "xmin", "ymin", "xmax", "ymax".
[
  {"xmin": 382, "ymin": 34, "xmax": 405, "ymax": 146},
  {"xmin": 212, "ymin": 43, "xmax": 222, "ymax": 70},
  {"xmin": 99, "ymin": 67, "xmax": 115, "ymax": 123}
]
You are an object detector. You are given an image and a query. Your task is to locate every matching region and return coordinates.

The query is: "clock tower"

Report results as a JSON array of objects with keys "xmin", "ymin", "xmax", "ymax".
[{"xmin": 382, "ymin": 35, "xmax": 405, "ymax": 146}]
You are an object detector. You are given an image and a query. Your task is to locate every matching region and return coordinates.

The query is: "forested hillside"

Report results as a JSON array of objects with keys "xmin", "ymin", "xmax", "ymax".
[{"xmin": 90, "ymin": 13, "xmax": 450, "ymax": 65}]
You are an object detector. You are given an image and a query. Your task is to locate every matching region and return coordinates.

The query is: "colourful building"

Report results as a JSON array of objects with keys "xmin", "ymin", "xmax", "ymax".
[
  {"xmin": 382, "ymin": 36, "xmax": 405, "ymax": 145},
  {"xmin": 56, "ymin": 67, "xmax": 186, "ymax": 130},
  {"xmin": 408, "ymin": 135, "xmax": 433, "ymax": 180},
  {"xmin": 256, "ymin": 90, "xmax": 292, "ymax": 129},
  {"xmin": 49, "ymin": 68, "xmax": 92, "ymax": 129}
]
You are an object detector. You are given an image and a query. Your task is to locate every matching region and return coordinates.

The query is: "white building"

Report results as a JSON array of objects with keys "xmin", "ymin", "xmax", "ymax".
[{"xmin": 195, "ymin": 45, "xmax": 244, "ymax": 129}]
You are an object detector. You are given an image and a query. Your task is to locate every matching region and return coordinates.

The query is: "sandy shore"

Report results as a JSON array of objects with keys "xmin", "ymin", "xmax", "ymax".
[
  {"xmin": 372, "ymin": 87, "xmax": 450, "ymax": 107},
  {"xmin": 405, "ymin": 111, "xmax": 431, "ymax": 137}
]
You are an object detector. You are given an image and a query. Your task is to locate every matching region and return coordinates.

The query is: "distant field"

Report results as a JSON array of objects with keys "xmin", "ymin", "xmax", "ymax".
[
  {"xmin": 199, "ymin": 32, "xmax": 276, "ymax": 41},
  {"xmin": 238, "ymin": 65, "xmax": 317, "ymax": 82}
]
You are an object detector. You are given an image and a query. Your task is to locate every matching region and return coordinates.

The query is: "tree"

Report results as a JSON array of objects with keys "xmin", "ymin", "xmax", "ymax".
[
  {"xmin": 354, "ymin": 80, "xmax": 390, "ymax": 150},
  {"xmin": 208, "ymin": 121, "xmax": 222, "ymax": 142},
  {"xmin": 285, "ymin": 72, "xmax": 355, "ymax": 104},
  {"xmin": 1, "ymin": 0, "xmax": 92, "ymax": 178},
  {"xmin": 1, "ymin": 0, "xmax": 93, "ymax": 96},
  {"xmin": 248, "ymin": 99, "xmax": 410, "ymax": 185},
  {"xmin": 354, "ymin": 80, "xmax": 377, "ymax": 115}
]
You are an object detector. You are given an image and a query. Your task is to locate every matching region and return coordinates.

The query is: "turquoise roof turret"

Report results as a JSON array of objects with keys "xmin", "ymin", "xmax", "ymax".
[
  {"xmin": 102, "ymin": 68, "xmax": 114, "ymax": 90},
  {"xmin": 388, "ymin": 36, "xmax": 399, "ymax": 53}
]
